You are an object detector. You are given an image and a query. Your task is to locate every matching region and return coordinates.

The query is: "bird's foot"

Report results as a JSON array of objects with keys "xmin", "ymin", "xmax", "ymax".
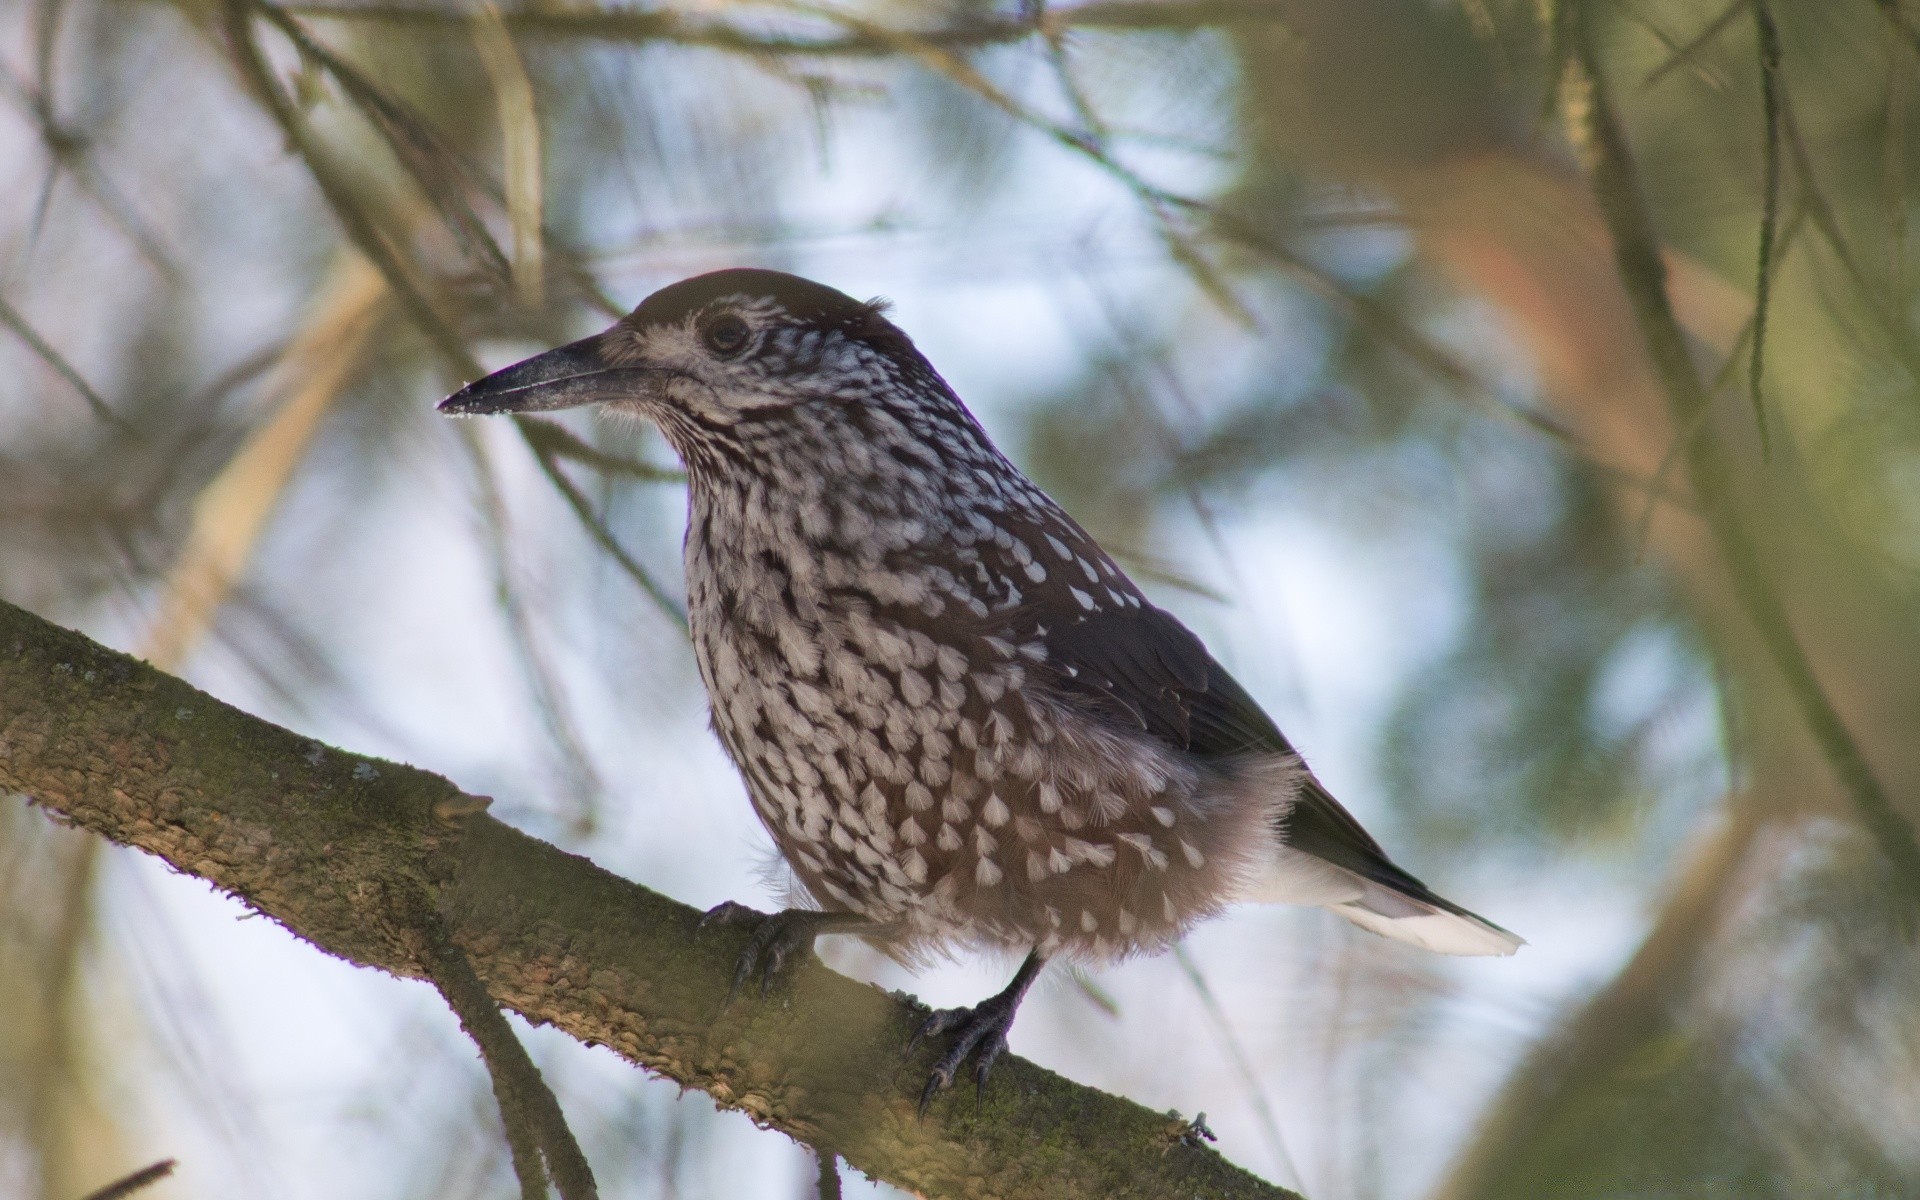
[
  {"xmin": 908, "ymin": 996, "xmax": 1021, "ymax": 1116},
  {"xmin": 907, "ymin": 952, "xmax": 1045, "ymax": 1116},
  {"xmin": 699, "ymin": 904, "xmax": 867, "ymax": 1011}
]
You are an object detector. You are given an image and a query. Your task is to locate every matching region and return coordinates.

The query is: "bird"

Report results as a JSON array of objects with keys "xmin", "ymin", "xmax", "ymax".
[{"xmin": 439, "ymin": 268, "xmax": 1521, "ymax": 1111}]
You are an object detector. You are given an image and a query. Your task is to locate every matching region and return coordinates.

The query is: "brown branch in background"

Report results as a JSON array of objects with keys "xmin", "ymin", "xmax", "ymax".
[
  {"xmin": 278, "ymin": 0, "xmax": 1288, "ymax": 54},
  {"xmin": 418, "ymin": 905, "xmax": 600, "ymax": 1200},
  {"xmin": 1874, "ymin": 0, "xmax": 1920, "ymax": 63},
  {"xmin": 1431, "ymin": 810, "xmax": 1767, "ymax": 1200},
  {"xmin": 222, "ymin": 1, "xmax": 686, "ymax": 633},
  {"xmin": 1569, "ymin": 10, "xmax": 1920, "ymax": 899},
  {"xmin": 1631, "ymin": 202, "xmax": 1806, "ymax": 563},
  {"xmin": 1748, "ymin": 0, "xmax": 1781, "ymax": 458},
  {"xmin": 472, "ymin": 0, "xmax": 546, "ymax": 308},
  {"xmin": 17, "ymin": 828, "xmax": 104, "ymax": 1200},
  {"xmin": 141, "ymin": 256, "xmax": 388, "ymax": 668},
  {"xmin": 0, "ymin": 596, "xmax": 1301, "ymax": 1200},
  {"xmin": 77, "ymin": 1159, "xmax": 178, "ymax": 1200}
]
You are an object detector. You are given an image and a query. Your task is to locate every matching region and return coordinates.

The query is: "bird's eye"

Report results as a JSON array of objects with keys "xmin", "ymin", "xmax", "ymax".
[{"xmin": 702, "ymin": 314, "xmax": 751, "ymax": 357}]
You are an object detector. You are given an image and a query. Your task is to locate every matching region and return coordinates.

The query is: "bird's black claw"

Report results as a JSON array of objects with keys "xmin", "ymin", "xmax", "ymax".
[
  {"xmin": 908, "ymin": 999, "xmax": 1019, "ymax": 1116},
  {"xmin": 704, "ymin": 906, "xmax": 848, "ymax": 1013},
  {"xmin": 972, "ymin": 1031, "xmax": 1010, "ymax": 1097},
  {"xmin": 905, "ymin": 1006, "xmax": 958, "ymax": 1058},
  {"xmin": 916, "ymin": 1065, "xmax": 952, "ymax": 1118},
  {"xmin": 699, "ymin": 900, "xmax": 759, "ymax": 930}
]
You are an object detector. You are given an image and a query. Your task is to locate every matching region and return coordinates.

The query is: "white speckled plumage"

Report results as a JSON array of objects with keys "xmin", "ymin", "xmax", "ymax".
[{"xmin": 440, "ymin": 267, "xmax": 1520, "ymax": 1101}]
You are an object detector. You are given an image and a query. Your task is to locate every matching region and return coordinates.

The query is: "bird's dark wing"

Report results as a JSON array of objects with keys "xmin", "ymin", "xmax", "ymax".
[
  {"xmin": 1026, "ymin": 603, "xmax": 1288, "ymax": 759},
  {"xmin": 928, "ymin": 503, "xmax": 1435, "ymax": 893},
  {"xmin": 1010, "ymin": 597, "xmax": 1425, "ymax": 889}
]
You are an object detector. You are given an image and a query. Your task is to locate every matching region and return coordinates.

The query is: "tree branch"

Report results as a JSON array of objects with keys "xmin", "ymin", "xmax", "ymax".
[
  {"xmin": 417, "ymin": 905, "xmax": 599, "ymax": 1200},
  {"xmin": 0, "ymin": 595, "xmax": 1301, "ymax": 1200},
  {"xmin": 277, "ymin": 0, "xmax": 1288, "ymax": 54},
  {"xmin": 78, "ymin": 1160, "xmax": 178, "ymax": 1200},
  {"xmin": 1568, "ymin": 13, "xmax": 1920, "ymax": 905}
]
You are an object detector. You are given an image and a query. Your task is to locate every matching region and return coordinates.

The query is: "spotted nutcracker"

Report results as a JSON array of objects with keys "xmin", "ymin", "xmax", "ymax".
[{"xmin": 440, "ymin": 268, "xmax": 1521, "ymax": 1109}]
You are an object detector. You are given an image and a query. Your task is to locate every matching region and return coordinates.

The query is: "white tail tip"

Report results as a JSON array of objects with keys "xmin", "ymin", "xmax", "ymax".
[
  {"xmin": 1246, "ymin": 849, "xmax": 1524, "ymax": 956},
  {"xmin": 1329, "ymin": 903, "xmax": 1524, "ymax": 957}
]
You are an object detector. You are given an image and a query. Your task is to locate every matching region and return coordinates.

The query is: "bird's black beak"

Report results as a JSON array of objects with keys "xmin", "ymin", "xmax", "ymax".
[{"xmin": 439, "ymin": 335, "xmax": 656, "ymax": 415}]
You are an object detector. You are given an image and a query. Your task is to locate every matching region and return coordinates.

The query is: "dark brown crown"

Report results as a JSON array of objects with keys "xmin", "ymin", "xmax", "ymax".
[{"xmin": 625, "ymin": 268, "xmax": 911, "ymax": 355}]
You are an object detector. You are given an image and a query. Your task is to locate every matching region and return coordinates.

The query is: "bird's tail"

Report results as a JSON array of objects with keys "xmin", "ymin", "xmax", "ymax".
[
  {"xmin": 1244, "ymin": 775, "xmax": 1523, "ymax": 957},
  {"xmin": 1251, "ymin": 846, "xmax": 1523, "ymax": 956}
]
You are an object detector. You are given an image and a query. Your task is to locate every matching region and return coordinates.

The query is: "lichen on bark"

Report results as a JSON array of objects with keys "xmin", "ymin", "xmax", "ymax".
[{"xmin": 0, "ymin": 597, "xmax": 1301, "ymax": 1200}]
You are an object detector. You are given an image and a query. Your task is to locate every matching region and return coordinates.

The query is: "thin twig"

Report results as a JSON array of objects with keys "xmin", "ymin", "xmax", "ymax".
[
  {"xmin": 219, "ymin": 0, "xmax": 476, "ymax": 375},
  {"xmin": 1173, "ymin": 944, "xmax": 1302, "ymax": 1190},
  {"xmin": 255, "ymin": 1, "xmax": 627, "ymax": 320},
  {"xmin": 78, "ymin": 1160, "xmax": 178, "ymax": 1200},
  {"xmin": 280, "ymin": 0, "xmax": 1288, "ymax": 53},
  {"xmin": 418, "ymin": 906, "xmax": 599, "ymax": 1200},
  {"xmin": 1641, "ymin": 0, "xmax": 1750, "ymax": 90},
  {"xmin": 1570, "ymin": 11, "xmax": 1920, "ymax": 903},
  {"xmin": 1631, "ymin": 202, "xmax": 1805, "ymax": 563},
  {"xmin": 0, "ymin": 63, "xmax": 183, "ymax": 282},
  {"xmin": 520, "ymin": 417, "xmax": 685, "ymax": 482},
  {"xmin": 1748, "ymin": 0, "xmax": 1781, "ymax": 458},
  {"xmin": 252, "ymin": 2, "xmax": 514, "ymax": 290},
  {"xmin": 0, "ymin": 292, "xmax": 130, "ymax": 431},
  {"xmin": 529, "ymin": 440, "xmax": 689, "ymax": 630},
  {"xmin": 1886, "ymin": 36, "xmax": 1911, "ymax": 301},
  {"xmin": 222, "ymin": 0, "xmax": 676, "ymax": 634},
  {"xmin": 461, "ymin": 426, "xmax": 610, "ymax": 827},
  {"xmin": 1773, "ymin": 79, "xmax": 1920, "ymax": 385}
]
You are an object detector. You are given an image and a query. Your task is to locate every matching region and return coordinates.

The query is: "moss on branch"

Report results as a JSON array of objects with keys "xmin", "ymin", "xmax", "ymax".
[{"xmin": 0, "ymin": 596, "xmax": 1300, "ymax": 1200}]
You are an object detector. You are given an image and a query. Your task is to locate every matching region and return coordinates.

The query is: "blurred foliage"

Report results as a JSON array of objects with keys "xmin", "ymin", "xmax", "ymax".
[{"xmin": 4, "ymin": 0, "xmax": 1920, "ymax": 1197}]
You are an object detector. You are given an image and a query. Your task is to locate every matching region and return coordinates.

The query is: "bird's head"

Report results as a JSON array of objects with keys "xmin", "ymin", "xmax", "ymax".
[{"xmin": 438, "ymin": 269, "xmax": 927, "ymax": 439}]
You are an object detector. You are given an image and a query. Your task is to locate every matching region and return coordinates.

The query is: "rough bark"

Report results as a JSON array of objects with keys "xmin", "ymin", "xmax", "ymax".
[{"xmin": 0, "ymin": 595, "xmax": 1300, "ymax": 1200}]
